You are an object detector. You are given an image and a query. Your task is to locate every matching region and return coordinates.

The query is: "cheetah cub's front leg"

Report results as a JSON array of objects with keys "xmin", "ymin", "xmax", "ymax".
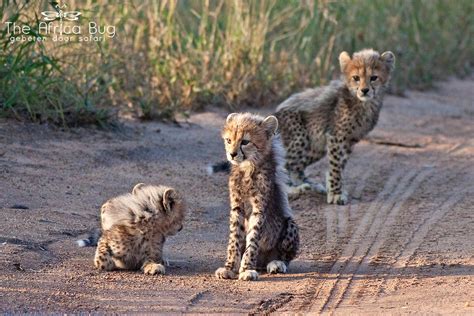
[
  {"xmin": 215, "ymin": 205, "xmax": 244, "ymax": 280},
  {"xmin": 141, "ymin": 233, "xmax": 166, "ymax": 275},
  {"xmin": 142, "ymin": 262, "xmax": 166, "ymax": 275},
  {"xmin": 94, "ymin": 238, "xmax": 115, "ymax": 271},
  {"xmin": 326, "ymin": 134, "xmax": 349, "ymax": 205},
  {"xmin": 238, "ymin": 206, "xmax": 265, "ymax": 281}
]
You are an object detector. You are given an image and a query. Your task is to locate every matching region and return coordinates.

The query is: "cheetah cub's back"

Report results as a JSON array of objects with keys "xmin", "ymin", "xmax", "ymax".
[{"xmin": 94, "ymin": 183, "xmax": 185, "ymax": 275}]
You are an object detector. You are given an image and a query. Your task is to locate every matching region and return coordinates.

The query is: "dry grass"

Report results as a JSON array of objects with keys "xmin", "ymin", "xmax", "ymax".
[{"xmin": 1, "ymin": 0, "xmax": 472, "ymax": 126}]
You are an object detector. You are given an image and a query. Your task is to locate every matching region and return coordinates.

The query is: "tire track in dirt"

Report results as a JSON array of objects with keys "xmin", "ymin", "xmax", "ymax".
[
  {"xmin": 342, "ymin": 141, "xmax": 471, "ymax": 303},
  {"xmin": 380, "ymin": 183, "xmax": 473, "ymax": 295},
  {"xmin": 309, "ymin": 164, "xmax": 373, "ymax": 312},
  {"xmin": 324, "ymin": 149, "xmax": 375, "ymax": 252},
  {"xmin": 300, "ymin": 168, "xmax": 408, "ymax": 312},
  {"xmin": 349, "ymin": 163, "xmax": 473, "ymax": 303},
  {"xmin": 299, "ymin": 167, "xmax": 374, "ymax": 310},
  {"xmin": 320, "ymin": 168, "xmax": 433, "ymax": 313},
  {"xmin": 324, "ymin": 203, "xmax": 337, "ymax": 252},
  {"xmin": 338, "ymin": 168, "xmax": 448, "ymax": 306},
  {"xmin": 341, "ymin": 168, "xmax": 373, "ymax": 233},
  {"xmin": 303, "ymin": 141, "xmax": 470, "ymax": 313}
]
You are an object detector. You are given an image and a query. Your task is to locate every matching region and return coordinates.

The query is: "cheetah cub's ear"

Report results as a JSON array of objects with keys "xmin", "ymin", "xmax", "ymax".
[
  {"xmin": 163, "ymin": 188, "xmax": 177, "ymax": 212},
  {"xmin": 132, "ymin": 183, "xmax": 146, "ymax": 195},
  {"xmin": 381, "ymin": 51, "xmax": 395, "ymax": 71},
  {"xmin": 339, "ymin": 51, "xmax": 351, "ymax": 72},
  {"xmin": 226, "ymin": 113, "xmax": 238, "ymax": 123},
  {"xmin": 261, "ymin": 115, "xmax": 279, "ymax": 138}
]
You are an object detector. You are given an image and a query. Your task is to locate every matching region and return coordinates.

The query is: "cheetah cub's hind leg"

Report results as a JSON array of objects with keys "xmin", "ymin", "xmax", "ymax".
[
  {"xmin": 286, "ymin": 171, "xmax": 327, "ymax": 198},
  {"xmin": 305, "ymin": 180, "xmax": 327, "ymax": 194},
  {"xmin": 286, "ymin": 173, "xmax": 312, "ymax": 197},
  {"xmin": 286, "ymin": 180, "xmax": 327, "ymax": 199},
  {"xmin": 268, "ymin": 218, "xmax": 300, "ymax": 274},
  {"xmin": 287, "ymin": 182, "xmax": 312, "ymax": 198}
]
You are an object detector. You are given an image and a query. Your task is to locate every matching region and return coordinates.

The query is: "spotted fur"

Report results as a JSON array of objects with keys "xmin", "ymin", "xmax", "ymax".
[
  {"xmin": 94, "ymin": 183, "xmax": 185, "ymax": 275},
  {"xmin": 215, "ymin": 113, "xmax": 300, "ymax": 281},
  {"xmin": 275, "ymin": 49, "xmax": 395, "ymax": 204}
]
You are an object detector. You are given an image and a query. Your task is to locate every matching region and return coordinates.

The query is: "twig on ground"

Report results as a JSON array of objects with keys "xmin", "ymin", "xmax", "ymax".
[{"xmin": 366, "ymin": 138, "xmax": 424, "ymax": 148}]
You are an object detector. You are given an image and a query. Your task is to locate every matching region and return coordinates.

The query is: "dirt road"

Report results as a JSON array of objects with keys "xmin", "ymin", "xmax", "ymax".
[{"xmin": 0, "ymin": 78, "xmax": 473, "ymax": 314}]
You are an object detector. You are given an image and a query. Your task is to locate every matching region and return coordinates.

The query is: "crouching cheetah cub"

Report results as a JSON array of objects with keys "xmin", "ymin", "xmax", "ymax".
[
  {"xmin": 275, "ymin": 49, "xmax": 395, "ymax": 204},
  {"xmin": 215, "ymin": 113, "xmax": 300, "ymax": 281},
  {"xmin": 94, "ymin": 183, "xmax": 185, "ymax": 275}
]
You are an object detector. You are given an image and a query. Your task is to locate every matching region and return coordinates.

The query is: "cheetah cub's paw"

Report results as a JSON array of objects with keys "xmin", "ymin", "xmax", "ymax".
[
  {"xmin": 327, "ymin": 190, "xmax": 348, "ymax": 205},
  {"xmin": 306, "ymin": 181, "xmax": 327, "ymax": 194},
  {"xmin": 266, "ymin": 260, "xmax": 287, "ymax": 274},
  {"xmin": 142, "ymin": 262, "xmax": 166, "ymax": 275},
  {"xmin": 215, "ymin": 267, "xmax": 237, "ymax": 279},
  {"xmin": 287, "ymin": 181, "xmax": 326, "ymax": 199},
  {"xmin": 287, "ymin": 183, "xmax": 311, "ymax": 198},
  {"xmin": 239, "ymin": 270, "xmax": 259, "ymax": 281}
]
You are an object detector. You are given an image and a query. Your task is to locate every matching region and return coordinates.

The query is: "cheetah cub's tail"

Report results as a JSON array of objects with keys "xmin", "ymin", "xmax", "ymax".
[
  {"xmin": 76, "ymin": 228, "xmax": 101, "ymax": 247},
  {"xmin": 206, "ymin": 160, "xmax": 231, "ymax": 175}
]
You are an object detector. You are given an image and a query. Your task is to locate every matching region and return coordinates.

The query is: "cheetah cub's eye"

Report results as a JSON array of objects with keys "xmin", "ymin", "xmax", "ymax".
[
  {"xmin": 241, "ymin": 139, "xmax": 250, "ymax": 146},
  {"xmin": 225, "ymin": 138, "xmax": 231, "ymax": 144},
  {"xmin": 352, "ymin": 75, "xmax": 360, "ymax": 82},
  {"xmin": 370, "ymin": 75, "xmax": 378, "ymax": 81}
]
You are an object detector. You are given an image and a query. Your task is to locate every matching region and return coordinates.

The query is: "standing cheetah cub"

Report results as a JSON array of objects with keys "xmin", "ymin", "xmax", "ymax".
[
  {"xmin": 215, "ymin": 113, "xmax": 300, "ymax": 281},
  {"xmin": 94, "ymin": 183, "xmax": 185, "ymax": 275},
  {"xmin": 275, "ymin": 49, "xmax": 395, "ymax": 204}
]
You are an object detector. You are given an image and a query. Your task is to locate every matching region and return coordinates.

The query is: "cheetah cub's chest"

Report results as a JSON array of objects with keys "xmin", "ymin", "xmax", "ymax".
[{"xmin": 340, "ymin": 101, "xmax": 381, "ymax": 143}]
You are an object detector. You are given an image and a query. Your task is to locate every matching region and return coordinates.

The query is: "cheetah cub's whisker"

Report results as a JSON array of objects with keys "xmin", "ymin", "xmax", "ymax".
[
  {"xmin": 215, "ymin": 113, "xmax": 300, "ymax": 281},
  {"xmin": 93, "ymin": 183, "xmax": 185, "ymax": 275},
  {"xmin": 275, "ymin": 49, "xmax": 395, "ymax": 204}
]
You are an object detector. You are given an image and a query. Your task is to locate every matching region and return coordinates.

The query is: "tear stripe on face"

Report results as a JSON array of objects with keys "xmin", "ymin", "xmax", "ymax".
[{"xmin": 241, "ymin": 146, "xmax": 246, "ymax": 160}]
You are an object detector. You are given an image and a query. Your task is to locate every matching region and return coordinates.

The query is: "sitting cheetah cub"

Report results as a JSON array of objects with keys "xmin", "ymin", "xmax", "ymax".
[
  {"xmin": 215, "ymin": 113, "xmax": 300, "ymax": 281},
  {"xmin": 275, "ymin": 49, "xmax": 395, "ymax": 204},
  {"xmin": 94, "ymin": 183, "xmax": 185, "ymax": 275}
]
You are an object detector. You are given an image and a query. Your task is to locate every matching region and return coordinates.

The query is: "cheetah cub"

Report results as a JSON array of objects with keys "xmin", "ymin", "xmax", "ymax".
[
  {"xmin": 94, "ymin": 183, "xmax": 185, "ymax": 275},
  {"xmin": 275, "ymin": 49, "xmax": 395, "ymax": 204},
  {"xmin": 215, "ymin": 113, "xmax": 300, "ymax": 281}
]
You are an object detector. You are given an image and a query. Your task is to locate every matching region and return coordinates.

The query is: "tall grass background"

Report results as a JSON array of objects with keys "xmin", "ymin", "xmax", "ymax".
[{"xmin": 1, "ymin": 0, "xmax": 473, "ymax": 126}]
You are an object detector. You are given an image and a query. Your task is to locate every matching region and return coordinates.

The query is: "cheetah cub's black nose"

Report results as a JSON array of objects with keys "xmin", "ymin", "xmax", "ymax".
[
  {"xmin": 230, "ymin": 152, "xmax": 237, "ymax": 158},
  {"xmin": 361, "ymin": 88, "xmax": 369, "ymax": 95}
]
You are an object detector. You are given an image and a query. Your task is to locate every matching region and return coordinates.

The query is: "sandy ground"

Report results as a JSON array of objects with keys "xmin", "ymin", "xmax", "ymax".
[{"xmin": 0, "ymin": 78, "xmax": 473, "ymax": 314}]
